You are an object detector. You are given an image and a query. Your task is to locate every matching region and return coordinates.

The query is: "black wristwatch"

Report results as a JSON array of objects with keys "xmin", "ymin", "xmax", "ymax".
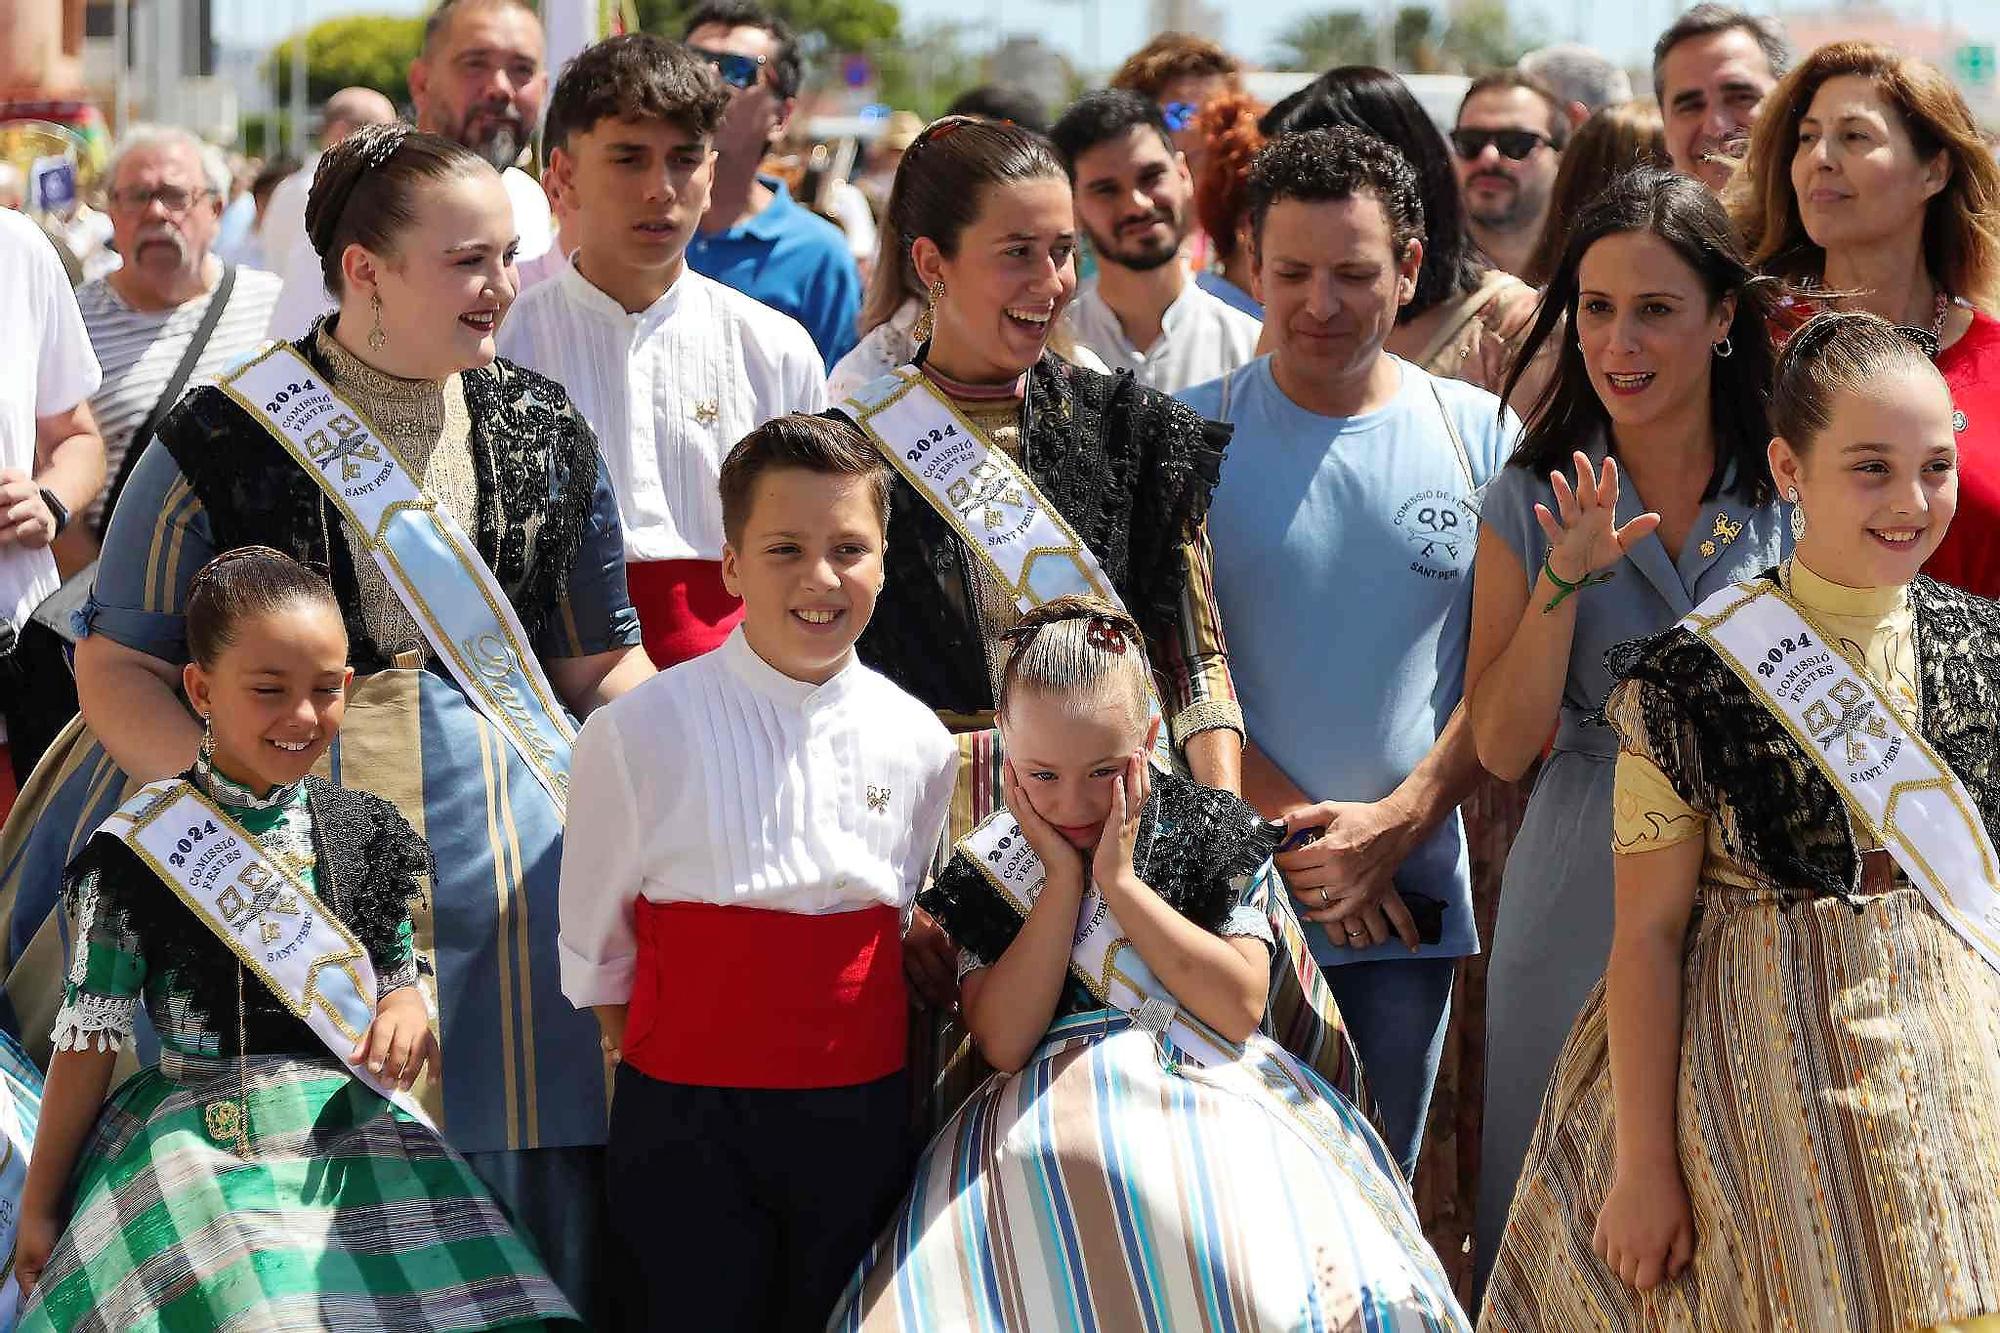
[{"xmin": 38, "ymin": 487, "xmax": 69, "ymax": 539}]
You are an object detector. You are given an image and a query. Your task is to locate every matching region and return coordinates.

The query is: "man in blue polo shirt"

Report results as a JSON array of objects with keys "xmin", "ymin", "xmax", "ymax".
[
  {"xmin": 682, "ymin": 1, "xmax": 861, "ymax": 369},
  {"xmin": 1181, "ymin": 127, "xmax": 1517, "ymax": 1177}
]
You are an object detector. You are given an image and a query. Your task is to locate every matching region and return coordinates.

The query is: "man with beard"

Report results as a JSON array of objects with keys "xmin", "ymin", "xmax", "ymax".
[
  {"xmin": 1653, "ymin": 3, "xmax": 1787, "ymax": 194},
  {"xmin": 1450, "ymin": 73, "xmax": 1566, "ymax": 282},
  {"xmin": 71, "ymin": 128, "xmax": 280, "ymax": 562},
  {"xmin": 682, "ymin": 1, "xmax": 861, "ymax": 370},
  {"xmin": 1052, "ymin": 90, "xmax": 1259, "ymax": 394}
]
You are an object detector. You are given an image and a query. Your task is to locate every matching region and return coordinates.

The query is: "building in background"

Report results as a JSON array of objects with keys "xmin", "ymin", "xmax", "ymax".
[{"xmin": 1781, "ymin": 3, "xmax": 1995, "ymax": 123}]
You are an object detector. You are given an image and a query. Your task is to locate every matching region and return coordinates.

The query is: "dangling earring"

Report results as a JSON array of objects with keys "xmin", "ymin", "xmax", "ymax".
[
  {"xmin": 912, "ymin": 279, "xmax": 944, "ymax": 344},
  {"xmin": 1786, "ymin": 487, "xmax": 1806, "ymax": 541},
  {"xmin": 1713, "ymin": 336, "xmax": 1734, "ymax": 359},
  {"xmin": 198, "ymin": 713, "xmax": 216, "ymax": 766},
  {"xmin": 368, "ymin": 289, "xmax": 387, "ymax": 353}
]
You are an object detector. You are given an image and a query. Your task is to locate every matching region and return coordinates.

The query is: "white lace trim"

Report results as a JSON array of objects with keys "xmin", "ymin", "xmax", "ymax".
[{"xmin": 51, "ymin": 994, "xmax": 135, "ymax": 1052}]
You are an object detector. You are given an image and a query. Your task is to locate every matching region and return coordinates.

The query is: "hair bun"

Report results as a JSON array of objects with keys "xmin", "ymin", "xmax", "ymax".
[{"xmin": 305, "ymin": 121, "xmax": 415, "ymax": 262}]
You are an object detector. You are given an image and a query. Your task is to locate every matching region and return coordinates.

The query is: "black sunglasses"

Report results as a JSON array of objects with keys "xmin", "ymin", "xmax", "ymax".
[
  {"xmin": 1448, "ymin": 128, "xmax": 1553, "ymax": 162},
  {"xmin": 690, "ymin": 45, "xmax": 766, "ymax": 91}
]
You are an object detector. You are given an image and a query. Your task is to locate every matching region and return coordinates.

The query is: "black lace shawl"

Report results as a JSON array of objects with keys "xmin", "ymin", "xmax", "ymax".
[
  {"xmin": 917, "ymin": 769, "xmax": 1281, "ymax": 978},
  {"xmin": 836, "ymin": 355, "xmax": 1232, "ymax": 714},
  {"xmin": 1606, "ymin": 573, "xmax": 2000, "ymax": 904},
  {"xmin": 66, "ymin": 777, "xmax": 433, "ymax": 1054},
  {"xmin": 154, "ymin": 329, "xmax": 602, "ymax": 672}
]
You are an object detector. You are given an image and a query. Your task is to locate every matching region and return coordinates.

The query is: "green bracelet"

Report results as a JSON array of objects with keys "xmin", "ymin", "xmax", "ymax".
[{"xmin": 1541, "ymin": 555, "xmax": 1615, "ymax": 612}]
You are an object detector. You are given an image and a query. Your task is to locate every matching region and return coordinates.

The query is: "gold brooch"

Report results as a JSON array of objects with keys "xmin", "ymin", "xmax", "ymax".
[
  {"xmin": 693, "ymin": 400, "xmax": 720, "ymax": 425},
  {"xmin": 204, "ymin": 1098, "xmax": 244, "ymax": 1145},
  {"xmin": 1700, "ymin": 511, "xmax": 1743, "ymax": 560},
  {"xmin": 867, "ymin": 785, "xmax": 891, "ymax": 812}
]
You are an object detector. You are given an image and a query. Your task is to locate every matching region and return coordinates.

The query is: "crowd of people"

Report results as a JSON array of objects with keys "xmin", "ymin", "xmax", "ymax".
[{"xmin": 3, "ymin": 0, "xmax": 2000, "ymax": 1327}]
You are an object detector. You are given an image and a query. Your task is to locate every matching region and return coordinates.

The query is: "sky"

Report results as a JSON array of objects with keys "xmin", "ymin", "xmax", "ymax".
[{"xmin": 219, "ymin": 0, "xmax": 1996, "ymax": 81}]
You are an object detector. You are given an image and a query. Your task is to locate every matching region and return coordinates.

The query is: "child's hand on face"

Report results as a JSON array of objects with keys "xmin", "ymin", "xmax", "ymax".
[
  {"xmin": 350, "ymin": 986, "xmax": 437, "ymax": 1092},
  {"xmin": 1091, "ymin": 753, "xmax": 1150, "ymax": 896},
  {"xmin": 1001, "ymin": 760, "xmax": 1086, "ymax": 885}
]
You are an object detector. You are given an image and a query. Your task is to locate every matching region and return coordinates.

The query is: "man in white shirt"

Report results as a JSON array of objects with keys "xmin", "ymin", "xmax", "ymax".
[
  {"xmin": 71, "ymin": 127, "xmax": 282, "ymax": 561},
  {"xmin": 1051, "ymin": 89, "xmax": 1260, "ymax": 395},
  {"xmin": 0, "ymin": 208, "xmax": 104, "ymax": 788},
  {"xmin": 262, "ymin": 87, "xmax": 398, "ymax": 342},
  {"xmin": 499, "ymin": 34, "xmax": 826, "ymax": 669}
]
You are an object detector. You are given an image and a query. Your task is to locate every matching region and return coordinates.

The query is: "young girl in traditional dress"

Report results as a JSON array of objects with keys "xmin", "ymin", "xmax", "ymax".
[
  {"xmin": 1482, "ymin": 314, "xmax": 2000, "ymax": 1330},
  {"xmin": 15, "ymin": 547, "xmax": 575, "ymax": 1331},
  {"xmin": 831, "ymin": 595, "xmax": 1468, "ymax": 1330}
]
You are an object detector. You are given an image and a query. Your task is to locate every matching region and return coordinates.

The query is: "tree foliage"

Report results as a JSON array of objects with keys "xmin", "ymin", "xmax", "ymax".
[
  {"xmin": 633, "ymin": 0, "xmax": 899, "ymax": 59},
  {"xmin": 870, "ymin": 22, "xmax": 986, "ymax": 121},
  {"xmin": 269, "ymin": 15, "xmax": 424, "ymax": 108},
  {"xmin": 1271, "ymin": 1, "xmax": 1540, "ymax": 76}
]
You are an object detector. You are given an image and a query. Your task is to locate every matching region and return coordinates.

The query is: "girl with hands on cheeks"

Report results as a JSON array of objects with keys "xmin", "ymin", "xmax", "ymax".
[
  {"xmin": 832, "ymin": 595, "xmax": 1470, "ymax": 1329},
  {"xmin": 12, "ymin": 548, "xmax": 573, "ymax": 1329}
]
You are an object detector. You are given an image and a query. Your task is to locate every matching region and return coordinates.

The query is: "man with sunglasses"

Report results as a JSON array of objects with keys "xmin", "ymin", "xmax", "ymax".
[
  {"xmin": 1450, "ymin": 73, "xmax": 1567, "ymax": 282},
  {"xmin": 682, "ymin": 1, "xmax": 861, "ymax": 371}
]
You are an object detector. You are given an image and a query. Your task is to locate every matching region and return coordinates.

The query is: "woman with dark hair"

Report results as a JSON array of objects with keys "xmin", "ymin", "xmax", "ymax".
[
  {"xmin": 1486, "ymin": 310, "xmax": 2000, "ymax": 1328},
  {"xmin": 827, "ymin": 115, "xmax": 1365, "ymax": 1129},
  {"xmin": 1464, "ymin": 165, "xmax": 1788, "ymax": 1290},
  {"xmin": 1733, "ymin": 40, "xmax": 2000, "ymax": 600},
  {"xmin": 0, "ymin": 125, "xmax": 650, "ymax": 1314},
  {"xmin": 1264, "ymin": 66, "xmax": 1540, "ymax": 397}
]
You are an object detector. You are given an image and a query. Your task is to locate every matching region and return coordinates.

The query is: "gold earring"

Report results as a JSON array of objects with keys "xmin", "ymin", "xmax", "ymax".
[
  {"xmin": 198, "ymin": 714, "xmax": 216, "ymax": 766},
  {"xmin": 913, "ymin": 279, "xmax": 944, "ymax": 344},
  {"xmin": 368, "ymin": 289, "xmax": 387, "ymax": 352}
]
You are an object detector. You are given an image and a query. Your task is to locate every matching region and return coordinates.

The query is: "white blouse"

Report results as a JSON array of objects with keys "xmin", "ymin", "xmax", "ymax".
[
  {"xmin": 497, "ymin": 263, "xmax": 828, "ymax": 563},
  {"xmin": 557, "ymin": 626, "xmax": 958, "ymax": 1008}
]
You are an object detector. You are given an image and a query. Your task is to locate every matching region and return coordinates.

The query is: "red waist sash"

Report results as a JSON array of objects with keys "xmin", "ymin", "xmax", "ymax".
[
  {"xmin": 626, "ymin": 558, "xmax": 742, "ymax": 668},
  {"xmin": 625, "ymin": 900, "xmax": 907, "ymax": 1088}
]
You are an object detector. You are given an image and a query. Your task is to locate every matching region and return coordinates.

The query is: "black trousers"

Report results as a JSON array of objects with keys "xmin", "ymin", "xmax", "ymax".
[
  {"xmin": 0, "ymin": 619, "xmax": 78, "ymax": 785},
  {"xmin": 604, "ymin": 1064, "xmax": 910, "ymax": 1332}
]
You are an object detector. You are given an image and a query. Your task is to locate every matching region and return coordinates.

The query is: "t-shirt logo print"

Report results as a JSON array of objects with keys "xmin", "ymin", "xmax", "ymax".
[{"xmin": 1393, "ymin": 489, "xmax": 1475, "ymax": 577}]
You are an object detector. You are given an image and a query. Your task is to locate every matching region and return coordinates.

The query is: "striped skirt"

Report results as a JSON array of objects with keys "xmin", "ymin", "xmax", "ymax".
[
  {"xmin": 20, "ymin": 1052, "xmax": 577, "ymax": 1332},
  {"xmin": 834, "ymin": 1010, "xmax": 1469, "ymax": 1331}
]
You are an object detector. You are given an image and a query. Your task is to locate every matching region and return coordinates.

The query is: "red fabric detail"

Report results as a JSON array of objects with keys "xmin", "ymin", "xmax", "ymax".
[
  {"xmin": 0, "ymin": 745, "xmax": 15, "ymax": 824},
  {"xmin": 1927, "ymin": 310, "xmax": 2000, "ymax": 600},
  {"xmin": 627, "ymin": 559, "xmax": 743, "ymax": 668},
  {"xmin": 624, "ymin": 901, "xmax": 907, "ymax": 1089}
]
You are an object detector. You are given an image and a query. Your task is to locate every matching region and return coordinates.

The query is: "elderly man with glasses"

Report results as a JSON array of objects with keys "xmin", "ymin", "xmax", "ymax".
[
  {"xmin": 680, "ymin": 0, "xmax": 862, "ymax": 369},
  {"xmin": 70, "ymin": 126, "xmax": 281, "ymax": 564}
]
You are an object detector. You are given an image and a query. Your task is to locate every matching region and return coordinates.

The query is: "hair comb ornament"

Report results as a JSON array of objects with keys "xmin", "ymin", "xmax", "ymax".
[
  {"xmin": 357, "ymin": 124, "xmax": 413, "ymax": 170},
  {"xmin": 1084, "ymin": 617, "xmax": 1128, "ymax": 654}
]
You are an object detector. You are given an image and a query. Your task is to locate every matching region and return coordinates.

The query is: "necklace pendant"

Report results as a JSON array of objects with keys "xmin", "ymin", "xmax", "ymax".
[{"xmin": 204, "ymin": 1098, "xmax": 244, "ymax": 1146}]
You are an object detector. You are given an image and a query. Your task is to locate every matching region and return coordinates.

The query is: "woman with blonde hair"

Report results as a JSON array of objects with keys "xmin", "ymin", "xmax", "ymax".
[{"xmin": 1731, "ymin": 39, "xmax": 2000, "ymax": 598}]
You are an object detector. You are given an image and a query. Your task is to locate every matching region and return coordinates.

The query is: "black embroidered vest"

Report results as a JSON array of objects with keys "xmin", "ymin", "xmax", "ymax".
[
  {"xmin": 1609, "ymin": 573, "xmax": 2000, "ymax": 902},
  {"xmin": 155, "ymin": 335, "xmax": 601, "ymax": 672},
  {"xmin": 836, "ymin": 356, "xmax": 1232, "ymax": 714}
]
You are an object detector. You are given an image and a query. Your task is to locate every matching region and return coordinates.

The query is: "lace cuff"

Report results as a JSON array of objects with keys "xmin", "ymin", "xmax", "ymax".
[
  {"xmin": 52, "ymin": 993, "xmax": 137, "ymax": 1053},
  {"xmin": 1170, "ymin": 698, "xmax": 1245, "ymax": 747}
]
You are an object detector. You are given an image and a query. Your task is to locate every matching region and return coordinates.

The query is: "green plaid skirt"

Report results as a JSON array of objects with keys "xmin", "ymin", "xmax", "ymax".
[{"xmin": 21, "ymin": 1052, "xmax": 577, "ymax": 1332}]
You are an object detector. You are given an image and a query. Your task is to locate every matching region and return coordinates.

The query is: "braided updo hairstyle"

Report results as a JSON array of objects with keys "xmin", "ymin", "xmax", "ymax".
[
  {"xmin": 997, "ymin": 595, "xmax": 1153, "ymax": 724},
  {"xmin": 186, "ymin": 547, "xmax": 344, "ymax": 669},
  {"xmin": 1771, "ymin": 310, "xmax": 1945, "ymax": 452},
  {"xmin": 304, "ymin": 122, "xmax": 490, "ymax": 296}
]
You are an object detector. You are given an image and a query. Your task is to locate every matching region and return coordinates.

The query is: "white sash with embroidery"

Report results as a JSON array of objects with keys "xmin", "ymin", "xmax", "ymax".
[
  {"xmin": 960, "ymin": 808, "xmax": 1242, "ymax": 1068},
  {"xmin": 1685, "ymin": 578, "xmax": 2000, "ymax": 971},
  {"xmin": 221, "ymin": 345, "xmax": 575, "ymax": 815},
  {"xmin": 844, "ymin": 366, "xmax": 1128, "ymax": 617},
  {"xmin": 99, "ymin": 780, "xmax": 437, "ymax": 1123}
]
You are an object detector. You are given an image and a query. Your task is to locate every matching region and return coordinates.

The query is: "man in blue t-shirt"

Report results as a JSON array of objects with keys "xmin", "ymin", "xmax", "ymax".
[
  {"xmin": 1181, "ymin": 127, "xmax": 1519, "ymax": 1175},
  {"xmin": 682, "ymin": 1, "xmax": 862, "ymax": 369}
]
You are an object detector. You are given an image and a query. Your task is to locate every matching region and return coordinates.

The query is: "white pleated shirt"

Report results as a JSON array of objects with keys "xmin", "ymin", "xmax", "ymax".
[
  {"xmin": 498, "ymin": 261, "xmax": 828, "ymax": 564},
  {"xmin": 557, "ymin": 626, "xmax": 958, "ymax": 1008}
]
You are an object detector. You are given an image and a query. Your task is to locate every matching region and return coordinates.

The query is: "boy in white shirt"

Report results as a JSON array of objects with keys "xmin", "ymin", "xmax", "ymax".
[
  {"xmin": 499, "ymin": 34, "xmax": 826, "ymax": 669},
  {"xmin": 559, "ymin": 413, "xmax": 955, "ymax": 1330}
]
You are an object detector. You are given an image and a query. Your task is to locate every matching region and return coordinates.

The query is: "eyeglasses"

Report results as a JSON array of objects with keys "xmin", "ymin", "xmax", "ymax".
[
  {"xmin": 107, "ymin": 185, "xmax": 212, "ymax": 213},
  {"xmin": 1161, "ymin": 100, "xmax": 1201, "ymax": 133},
  {"xmin": 1448, "ymin": 128, "xmax": 1553, "ymax": 162},
  {"xmin": 690, "ymin": 45, "xmax": 767, "ymax": 92}
]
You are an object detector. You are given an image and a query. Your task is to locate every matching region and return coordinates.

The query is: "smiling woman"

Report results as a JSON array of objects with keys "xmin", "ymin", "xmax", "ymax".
[
  {"xmin": 1730, "ymin": 40, "xmax": 2000, "ymax": 602},
  {"xmin": 0, "ymin": 123, "xmax": 651, "ymax": 1317}
]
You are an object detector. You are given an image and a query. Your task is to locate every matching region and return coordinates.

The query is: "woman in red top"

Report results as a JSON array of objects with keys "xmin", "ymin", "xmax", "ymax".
[{"xmin": 1733, "ymin": 40, "xmax": 2000, "ymax": 595}]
